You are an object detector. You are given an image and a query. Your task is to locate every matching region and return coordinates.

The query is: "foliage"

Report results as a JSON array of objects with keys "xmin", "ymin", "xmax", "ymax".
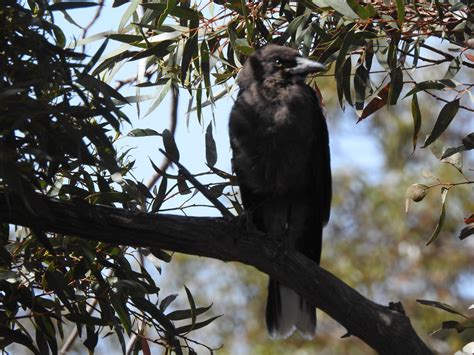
[
  {"xmin": 0, "ymin": 0, "xmax": 473, "ymax": 353},
  {"xmin": 1, "ymin": 1, "xmax": 217, "ymax": 353}
]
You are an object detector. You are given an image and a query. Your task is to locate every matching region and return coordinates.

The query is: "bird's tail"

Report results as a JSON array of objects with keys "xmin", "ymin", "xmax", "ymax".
[{"xmin": 265, "ymin": 278, "xmax": 316, "ymax": 339}]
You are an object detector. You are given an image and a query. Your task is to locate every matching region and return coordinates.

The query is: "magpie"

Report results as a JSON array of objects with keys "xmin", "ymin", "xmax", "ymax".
[{"xmin": 229, "ymin": 44, "xmax": 331, "ymax": 339}]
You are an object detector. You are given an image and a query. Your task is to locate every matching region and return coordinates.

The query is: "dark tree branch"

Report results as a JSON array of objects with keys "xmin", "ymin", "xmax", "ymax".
[{"xmin": 0, "ymin": 192, "xmax": 432, "ymax": 354}]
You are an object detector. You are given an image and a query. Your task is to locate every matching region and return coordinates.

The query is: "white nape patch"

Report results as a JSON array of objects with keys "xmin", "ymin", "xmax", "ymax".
[{"xmin": 271, "ymin": 284, "xmax": 299, "ymax": 339}]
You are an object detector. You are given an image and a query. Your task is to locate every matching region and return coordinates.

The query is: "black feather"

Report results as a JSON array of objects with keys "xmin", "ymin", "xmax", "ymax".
[{"xmin": 229, "ymin": 44, "xmax": 331, "ymax": 339}]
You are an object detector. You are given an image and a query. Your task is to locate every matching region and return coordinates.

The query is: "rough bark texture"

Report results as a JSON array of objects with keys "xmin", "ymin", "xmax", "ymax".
[{"xmin": 0, "ymin": 192, "xmax": 432, "ymax": 354}]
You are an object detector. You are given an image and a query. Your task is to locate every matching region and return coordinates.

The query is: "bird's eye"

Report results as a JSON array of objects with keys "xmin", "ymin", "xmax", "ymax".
[{"xmin": 274, "ymin": 58, "xmax": 283, "ymax": 67}]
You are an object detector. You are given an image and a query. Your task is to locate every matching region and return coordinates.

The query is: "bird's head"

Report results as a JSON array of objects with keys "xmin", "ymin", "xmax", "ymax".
[{"xmin": 237, "ymin": 44, "xmax": 327, "ymax": 89}]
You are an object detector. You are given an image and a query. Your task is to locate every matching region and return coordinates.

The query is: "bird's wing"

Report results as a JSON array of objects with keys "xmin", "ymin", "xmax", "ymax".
[
  {"xmin": 296, "ymin": 95, "xmax": 331, "ymax": 264},
  {"xmin": 228, "ymin": 93, "xmax": 262, "ymax": 208},
  {"xmin": 313, "ymin": 104, "xmax": 332, "ymax": 226}
]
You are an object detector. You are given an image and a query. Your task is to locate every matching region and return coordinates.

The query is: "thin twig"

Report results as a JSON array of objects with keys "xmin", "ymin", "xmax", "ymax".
[
  {"xmin": 146, "ymin": 83, "xmax": 179, "ymax": 190},
  {"xmin": 159, "ymin": 149, "xmax": 234, "ymax": 220}
]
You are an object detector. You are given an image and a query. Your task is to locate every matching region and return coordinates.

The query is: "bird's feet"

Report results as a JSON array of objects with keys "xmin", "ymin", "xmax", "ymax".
[{"xmin": 230, "ymin": 210, "xmax": 264, "ymax": 244}]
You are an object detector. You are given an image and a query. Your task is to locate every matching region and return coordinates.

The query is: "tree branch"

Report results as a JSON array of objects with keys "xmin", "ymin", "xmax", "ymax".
[{"xmin": 0, "ymin": 192, "xmax": 432, "ymax": 354}]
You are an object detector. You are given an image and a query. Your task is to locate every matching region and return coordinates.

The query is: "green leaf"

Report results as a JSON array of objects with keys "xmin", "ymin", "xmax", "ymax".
[
  {"xmin": 335, "ymin": 29, "xmax": 355, "ymax": 77},
  {"xmin": 395, "ymin": 0, "xmax": 405, "ymax": 25},
  {"xmin": 322, "ymin": 0, "xmax": 357, "ymax": 18},
  {"xmin": 131, "ymin": 297, "xmax": 176, "ymax": 334},
  {"xmin": 212, "ymin": 71, "xmax": 235, "ymax": 85},
  {"xmin": 209, "ymin": 184, "xmax": 226, "ymax": 198},
  {"xmin": 166, "ymin": 304, "xmax": 213, "ymax": 320},
  {"xmin": 342, "ymin": 57, "xmax": 352, "ymax": 106},
  {"xmin": 174, "ymin": 316, "xmax": 221, "ymax": 335},
  {"xmin": 388, "ymin": 67, "xmax": 403, "ymax": 105},
  {"xmin": 48, "ymin": 2, "xmax": 98, "ymax": 11},
  {"xmin": 106, "ymin": 34, "xmax": 143, "ymax": 44},
  {"xmin": 77, "ymin": 73, "xmax": 129, "ymax": 104},
  {"xmin": 205, "ymin": 122, "xmax": 217, "ymax": 167},
  {"xmin": 444, "ymin": 57, "xmax": 461, "ymax": 79},
  {"xmin": 44, "ymin": 270, "xmax": 75, "ymax": 314},
  {"xmin": 354, "ymin": 65, "xmax": 368, "ymax": 111},
  {"xmin": 346, "ymin": 0, "xmax": 374, "ymax": 19},
  {"xmin": 184, "ymin": 285, "xmax": 197, "ymax": 332},
  {"xmin": 411, "ymin": 94, "xmax": 422, "ymax": 152},
  {"xmin": 158, "ymin": 0, "xmax": 177, "ymax": 28},
  {"xmin": 65, "ymin": 314, "xmax": 110, "ymax": 326},
  {"xmin": 404, "ymin": 81, "xmax": 447, "ymax": 97},
  {"xmin": 51, "ymin": 24, "xmax": 66, "ymax": 48},
  {"xmin": 426, "ymin": 187, "xmax": 448, "ymax": 246},
  {"xmin": 119, "ymin": 0, "xmax": 140, "ymax": 30},
  {"xmin": 160, "ymin": 294, "xmax": 179, "ymax": 312},
  {"xmin": 127, "ymin": 129, "xmax": 161, "ymax": 137},
  {"xmin": 86, "ymin": 192, "xmax": 132, "ymax": 205},
  {"xmin": 162, "ymin": 129, "xmax": 180, "ymax": 162},
  {"xmin": 35, "ymin": 315, "xmax": 57, "ymax": 354},
  {"xmin": 151, "ymin": 175, "xmax": 167, "ymax": 213},
  {"xmin": 110, "ymin": 293, "xmax": 132, "ymax": 334},
  {"xmin": 441, "ymin": 152, "xmax": 463, "ymax": 173},
  {"xmin": 149, "ymin": 247, "xmax": 172, "ymax": 263},
  {"xmin": 460, "ymin": 225, "xmax": 474, "ymax": 240},
  {"xmin": 200, "ymin": 40, "xmax": 211, "ymax": 94},
  {"xmin": 141, "ymin": 3, "xmax": 200, "ymax": 21},
  {"xmin": 181, "ymin": 18, "xmax": 199, "ymax": 84},
  {"xmin": 177, "ymin": 174, "xmax": 191, "ymax": 195},
  {"xmin": 359, "ymin": 83, "xmax": 390, "ymax": 120},
  {"xmin": 441, "ymin": 145, "xmax": 468, "ymax": 159},
  {"xmin": 440, "ymin": 133, "xmax": 474, "ymax": 159},
  {"xmin": 113, "ymin": 0, "xmax": 130, "ymax": 7},
  {"xmin": 285, "ymin": 12, "xmax": 311, "ymax": 37},
  {"xmin": 417, "ymin": 299, "xmax": 467, "ymax": 318},
  {"xmin": 422, "ymin": 99, "xmax": 460, "ymax": 148},
  {"xmin": 0, "ymin": 326, "xmax": 40, "ymax": 354},
  {"xmin": 83, "ymin": 38, "xmax": 109, "ymax": 74},
  {"xmin": 145, "ymin": 78, "xmax": 172, "ymax": 117},
  {"xmin": 0, "ymin": 270, "xmax": 19, "ymax": 280},
  {"xmin": 130, "ymin": 40, "xmax": 173, "ymax": 61}
]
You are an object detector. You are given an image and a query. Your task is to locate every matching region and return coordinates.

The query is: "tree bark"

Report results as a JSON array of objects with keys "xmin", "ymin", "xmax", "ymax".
[{"xmin": 0, "ymin": 192, "xmax": 432, "ymax": 354}]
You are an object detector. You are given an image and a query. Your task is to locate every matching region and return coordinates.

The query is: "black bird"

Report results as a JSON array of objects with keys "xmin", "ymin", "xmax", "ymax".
[{"xmin": 229, "ymin": 44, "xmax": 331, "ymax": 339}]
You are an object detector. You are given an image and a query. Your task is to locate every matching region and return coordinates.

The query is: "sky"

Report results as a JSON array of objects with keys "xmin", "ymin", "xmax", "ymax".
[{"xmin": 55, "ymin": 1, "xmax": 385, "ymax": 218}]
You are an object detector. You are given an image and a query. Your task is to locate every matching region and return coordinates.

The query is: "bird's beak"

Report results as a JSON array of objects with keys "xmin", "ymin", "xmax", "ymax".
[{"xmin": 287, "ymin": 57, "xmax": 327, "ymax": 75}]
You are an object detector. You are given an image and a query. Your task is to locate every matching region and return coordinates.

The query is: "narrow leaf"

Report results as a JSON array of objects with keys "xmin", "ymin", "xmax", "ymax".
[
  {"xmin": 205, "ymin": 122, "xmax": 217, "ymax": 167},
  {"xmin": 174, "ymin": 316, "xmax": 221, "ymax": 335},
  {"xmin": 48, "ymin": 2, "xmax": 98, "ymax": 11},
  {"xmin": 422, "ymin": 99, "xmax": 460, "ymax": 148},
  {"xmin": 184, "ymin": 285, "xmax": 197, "ymax": 331},
  {"xmin": 395, "ymin": 0, "xmax": 405, "ymax": 25},
  {"xmin": 460, "ymin": 225, "xmax": 474, "ymax": 240},
  {"xmin": 411, "ymin": 94, "xmax": 422, "ymax": 152},
  {"xmin": 127, "ymin": 129, "xmax": 161, "ymax": 137},
  {"xmin": 162, "ymin": 129, "xmax": 180, "ymax": 162},
  {"xmin": 151, "ymin": 175, "xmax": 167, "ymax": 213},
  {"xmin": 426, "ymin": 187, "xmax": 448, "ymax": 246},
  {"xmin": 359, "ymin": 84, "xmax": 390, "ymax": 120},
  {"xmin": 166, "ymin": 304, "xmax": 213, "ymax": 321},
  {"xmin": 342, "ymin": 57, "xmax": 353, "ymax": 106},
  {"xmin": 354, "ymin": 65, "xmax": 368, "ymax": 110},
  {"xmin": 389, "ymin": 67, "xmax": 403, "ymax": 105},
  {"xmin": 160, "ymin": 294, "xmax": 179, "ymax": 312},
  {"xmin": 417, "ymin": 299, "xmax": 467, "ymax": 318},
  {"xmin": 144, "ymin": 78, "xmax": 172, "ymax": 117}
]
